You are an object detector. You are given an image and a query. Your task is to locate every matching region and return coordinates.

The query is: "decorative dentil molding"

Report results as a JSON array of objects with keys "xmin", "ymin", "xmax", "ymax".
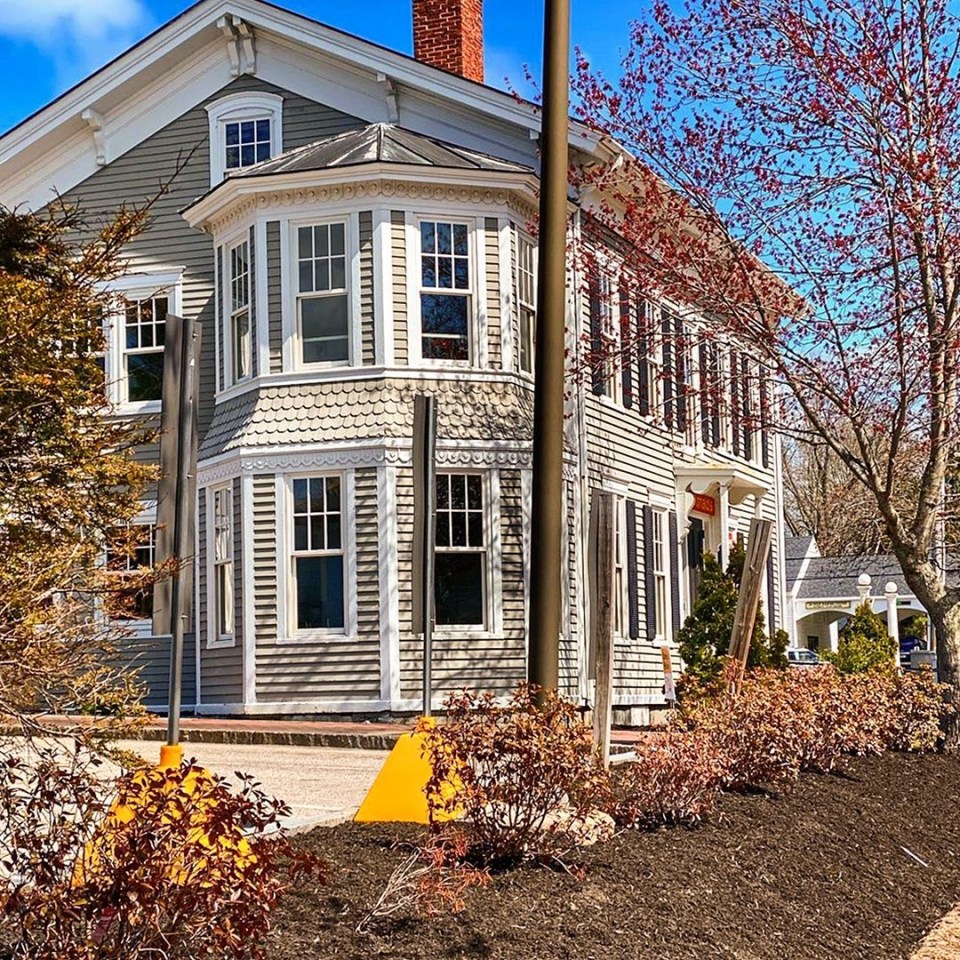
[
  {"xmin": 208, "ymin": 178, "xmax": 537, "ymax": 236},
  {"xmin": 197, "ymin": 442, "xmax": 541, "ymax": 486}
]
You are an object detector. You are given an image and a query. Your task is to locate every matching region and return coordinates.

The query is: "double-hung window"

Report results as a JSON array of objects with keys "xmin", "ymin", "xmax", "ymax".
[
  {"xmin": 297, "ymin": 222, "xmax": 349, "ymax": 366},
  {"xmin": 517, "ymin": 234, "xmax": 536, "ymax": 375},
  {"xmin": 230, "ymin": 241, "xmax": 252, "ymax": 383},
  {"xmin": 106, "ymin": 524, "xmax": 157, "ymax": 622},
  {"xmin": 212, "ymin": 487, "xmax": 234, "ymax": 642},
  {"xmin": 435, "ymin": 473, "xmax": 486, "ymax": 626},
  {"xmin": 291, "ymin": 476, "xmax": 345, "ymax": 631},
  {"xmin": 651, "ymin": 509, "xmax": 669, "ymax": 642},
  {"xmin": 122, "ymin": 295, "xmax": 166, "ymax": 403},
  {"xmin": 420, "ymin": 220, "xmax": 471, "ymax": 361}
]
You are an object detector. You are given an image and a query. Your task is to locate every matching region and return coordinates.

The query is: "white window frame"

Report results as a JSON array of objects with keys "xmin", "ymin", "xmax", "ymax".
[
  {"xmin": 207, "ymin": 484, "xmax": 235, "ymax": 649},
  {"xmin": 415, "ymin": 216, "xmax": 476, "ymax": 366},
  {"xmin": 287, "ymin": 216, "xmax": 356, "ymax": 371},
  {"xmin": 434, "ymin": 470, "xmax": 502, "ymax": 638},
  {"xmin": 226, "ymin": 238, "xmax": 252, "ymax": 386},
  {"xmin": 101, "ymin": 273, "xmax": 182, "ymax": 415},
  {"xmin": 206, "ymin": 92, "xmax": 283, "ymax": 186},
  {"xmin": 276, "ymin": 471, "xmax": 357, "ymax": 644},
  {"xmin": 651, "ymin": 506, "xmax": 671, "ymax": 644},
  {"xmin": 516, "ymin": 232, "xmax": 537, "ymax": 376}
]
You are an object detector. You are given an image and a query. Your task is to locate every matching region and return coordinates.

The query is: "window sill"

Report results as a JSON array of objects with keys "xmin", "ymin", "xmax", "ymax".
[
  {"xmin": 206, "ymin": 637, "xmax": 236, "ymax": 650},
  {"xmin": 433, "ymin": 629, "xmax": 502, "ymax": 641},
  {"xmin": 114, "ymin": 400, "xmax": 162, "ymax": 417},
  {"xmin": 278, "ymin": 631, "xmax": 354, "ymax": 645}
]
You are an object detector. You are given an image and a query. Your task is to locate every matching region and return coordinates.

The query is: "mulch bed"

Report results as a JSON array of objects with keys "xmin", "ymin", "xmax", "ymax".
[{"xmin": 270, "ymin": 753, "xmax": 960, "ymax": 960}]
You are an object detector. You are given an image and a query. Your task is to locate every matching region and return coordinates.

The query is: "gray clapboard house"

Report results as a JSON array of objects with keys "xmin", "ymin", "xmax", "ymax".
[{"xmin": 0, "ymin": 0, "xmax": 788, "ymax": 721}]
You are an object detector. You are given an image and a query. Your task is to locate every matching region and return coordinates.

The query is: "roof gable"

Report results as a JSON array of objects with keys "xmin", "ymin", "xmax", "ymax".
[{"xmin": 0, "ymin": 0, "xmax": 599, "ymax": 210}]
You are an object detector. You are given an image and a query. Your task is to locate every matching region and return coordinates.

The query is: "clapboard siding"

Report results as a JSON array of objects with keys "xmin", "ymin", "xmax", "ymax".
[
  {"xmin": 355, "ymin": 469, "xmax": 380, "ymax": 641},
  {"xmin": 560, "ymin": 478, "xmax": 579, "ymax": 699},
  {"xmin": 199, "ymin": 481, "xmax": 243, "ymax": 705},
  {"xmin": 249, "ymin": 225, "xmax": 258, "ymax": 380},
  {"xmin": 117, "ymin": 633, "xmax": 197, "ymax": 709},
  {"xmin": 359, "ymin": 211, "xmax": 376, "ymax": 365},
  {"xmin": 198, "ymin": 488, "xmax": 208, "ymax": 647},
  {"xmin": 266, "ymin": 220, "xmax": 283, "ymax": 372},
  {"xmin": 252, "ymin": 475, "xmax": 279, "ymax": 647},
  {"xmin": 256, "ymin": 469, "xmax": 381, "ymax": 702},
  {"xmin": 391, "ymin": 211, "xmax": 408, "ymax": 365},
  {"xmin": 484, "ymin": 217, "xmax": 501, "ymax": 369}
]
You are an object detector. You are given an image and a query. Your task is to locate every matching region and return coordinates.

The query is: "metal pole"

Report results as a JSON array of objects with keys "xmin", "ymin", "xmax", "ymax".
[
  {"xmin": 527, "ymin": 0, "xmax": 571, "ymax": 695},
  {"xmin": 166, "ymin": 315, "xmax": 198, "ymax": 752},
  {"xmin": 413, "ymin": 395, "xmax": 438, "ymax": 716}
]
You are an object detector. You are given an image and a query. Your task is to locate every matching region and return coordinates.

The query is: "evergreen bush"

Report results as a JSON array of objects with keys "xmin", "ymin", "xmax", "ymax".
[
  {"xmin": 822, "ymin": 601, "xmax": 896, "ymax": 674},
  {"xmin": 677, "ymin": 540, "xmax": 788, "ymax": 689}
]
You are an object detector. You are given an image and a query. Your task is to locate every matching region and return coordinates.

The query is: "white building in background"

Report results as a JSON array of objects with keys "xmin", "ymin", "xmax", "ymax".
[{"xmin": 785, "ymin": 536, "xmax": 931, "ymax": 652}]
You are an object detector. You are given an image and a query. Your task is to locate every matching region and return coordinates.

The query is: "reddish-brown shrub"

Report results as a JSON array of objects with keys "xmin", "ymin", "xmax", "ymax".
[
  {"xmin": 887, "ymin": 668, "xmax": 952, "ymax": 752},
  {"xmin": 678, "ymin": 664, "xmax": 808, "ymax": 790},
  {"xmin": 0, "ymin": 745, "xmax": 323, "ymax": 960},
  {"xmin": 608, "ymin": 731, "xmax": 724, "ymax": 827},
  {"xmin": 420, "ymin": 685, "xmax": 609, "ymax": 864}
]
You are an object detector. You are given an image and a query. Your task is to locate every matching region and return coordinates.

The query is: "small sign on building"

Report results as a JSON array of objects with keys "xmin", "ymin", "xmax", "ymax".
[{"xmin": 661, "ymin": 645, "xmax": 676, "ymax": 703}]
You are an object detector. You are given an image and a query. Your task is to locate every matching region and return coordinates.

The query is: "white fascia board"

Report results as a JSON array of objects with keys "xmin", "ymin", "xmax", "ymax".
[
  {"xmin": 0, "ymin": 0, "xmax": 229, "ymax": 163},
  {"xmin": 184, "ymin": 164, "xmax": 540, "ymax": 230}
]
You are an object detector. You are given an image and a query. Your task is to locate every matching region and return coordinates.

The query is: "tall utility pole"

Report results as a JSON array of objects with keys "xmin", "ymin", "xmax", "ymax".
[{"xmin": 527, "ymin": 0, "xmax": 571, "ymax": 694}]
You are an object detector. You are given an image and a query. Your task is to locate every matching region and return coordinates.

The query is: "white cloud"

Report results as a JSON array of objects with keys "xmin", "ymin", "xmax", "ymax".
[{"xmin": 0, "ymin": 0, "xmax": 147, "ymax": 41}]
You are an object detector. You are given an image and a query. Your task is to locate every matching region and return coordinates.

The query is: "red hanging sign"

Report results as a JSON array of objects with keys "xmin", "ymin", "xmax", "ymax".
[{"xmin": 692, "ymin": 492, "xmax": 716, "ymax": 516}]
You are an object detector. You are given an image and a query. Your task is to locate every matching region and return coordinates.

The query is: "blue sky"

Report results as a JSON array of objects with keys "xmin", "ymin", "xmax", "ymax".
[{"xmin": 0, "ymin": 0, "xmax": 637, "ymax": 135}]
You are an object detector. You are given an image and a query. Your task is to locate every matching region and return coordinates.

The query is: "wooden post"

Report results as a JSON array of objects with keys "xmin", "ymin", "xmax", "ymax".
[
  {"xmin": 728, "ymin": 518, "xmax": 773, "ymax": 690},
  {"xmin": 592, "ymin": 492, "xmax": 616, "ymax": 766}
]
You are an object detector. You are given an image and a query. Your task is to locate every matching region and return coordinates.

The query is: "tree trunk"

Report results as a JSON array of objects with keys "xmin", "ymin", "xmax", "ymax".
[{"xmin": 927, "ymin": 600, "xmax": 960, "ymax": 750}]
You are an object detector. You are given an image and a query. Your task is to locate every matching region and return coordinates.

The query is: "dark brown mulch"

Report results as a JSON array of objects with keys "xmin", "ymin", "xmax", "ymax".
[{"xmin": 270, "ymin": 753, "xmax": 960, "ymax": 960}]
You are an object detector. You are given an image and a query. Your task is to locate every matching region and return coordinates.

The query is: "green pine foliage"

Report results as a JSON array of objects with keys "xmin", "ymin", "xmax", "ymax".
[
  {"xmin": 822, "ymin": 601, "xmax": 897, "ymax": 674},
  {"xmin": 677, "ymin": 539, "xmax": 788, "ymax": 688}
]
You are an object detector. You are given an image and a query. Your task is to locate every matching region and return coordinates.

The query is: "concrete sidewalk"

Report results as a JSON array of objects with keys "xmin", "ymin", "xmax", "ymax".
[{"xmin": 117, "ymin": 740, "xmax": 389, "ymax": 830}]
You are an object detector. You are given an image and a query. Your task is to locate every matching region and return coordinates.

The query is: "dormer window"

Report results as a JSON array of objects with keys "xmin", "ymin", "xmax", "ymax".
[
  {"xmin": 206, "ymin": 92, "xmax": 283, "ymax": 185},
  {"xmin": 225, "ymin": 118, "xmax": 271, "ymax": 171}
]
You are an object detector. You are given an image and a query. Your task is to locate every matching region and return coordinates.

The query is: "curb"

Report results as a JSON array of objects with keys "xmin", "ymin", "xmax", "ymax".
[{"xmin": 0, "ymin": 725, "xmax": 401, "ymax": 751}]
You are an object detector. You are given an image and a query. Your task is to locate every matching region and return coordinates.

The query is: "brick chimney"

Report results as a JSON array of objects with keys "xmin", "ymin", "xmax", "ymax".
[{"xmin": 412, "ymin": 0, "xmax": 484, "ymax": 83}]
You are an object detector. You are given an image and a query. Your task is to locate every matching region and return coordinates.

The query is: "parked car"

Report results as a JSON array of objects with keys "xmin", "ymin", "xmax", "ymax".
[{"xmin": 787, "ymin": 648, "xmax": 820, "ymax": 667}]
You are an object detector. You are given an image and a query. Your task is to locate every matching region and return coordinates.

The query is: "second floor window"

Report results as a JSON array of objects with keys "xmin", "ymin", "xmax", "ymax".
[
  {"xmin": 230, "ymin": 241, "xmax": 251, "ymax": 383},
  {"xmin": 225, "ymin": 118, "xmax": 271, "ymax": 171},
  {"xmin": 435, "ymin": 473, "xmax": 485, "ymax": 626},
  {"xmin": 297, "ymin": 223, "xmax": 349, "ymax": 366},
  {"xmin": 420, "ymin": 220, "xmax": 471, "ymax": 361},
  {"xmin": 517, "ymin": 235, "xmax": 536, "ymax": 375},
  {"xmin": 123, "ymin": 295, "xmax": 166, "ymax": 403}
]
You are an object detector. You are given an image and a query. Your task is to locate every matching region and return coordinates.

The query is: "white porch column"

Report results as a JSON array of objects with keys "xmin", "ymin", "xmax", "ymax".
[
  {"xmin": 719, "ymin": 482, "xmax": 731, "ymax": 564},
  {"xmin": 885, "ymin": 581, "xmax": 900, "ymax": 670}
]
